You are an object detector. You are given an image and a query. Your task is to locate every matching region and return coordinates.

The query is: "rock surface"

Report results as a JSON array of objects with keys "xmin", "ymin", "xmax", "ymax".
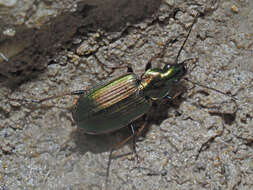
[{"xmin": 1, "ymin": 0, "xmax": 253, "ymax": 189}]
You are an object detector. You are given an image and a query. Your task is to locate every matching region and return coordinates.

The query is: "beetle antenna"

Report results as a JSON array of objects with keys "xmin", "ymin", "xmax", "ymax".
[
  {"xmin": 174, "ymin": 14, "xmax": 238, "ymax": 101},
  {"xmin": 184, "ymin": 77, "xmax": 238, "ymax": 101},
  {"xmin": 175, "ymin": 13, "xmax": 199, "ymax": 64}
]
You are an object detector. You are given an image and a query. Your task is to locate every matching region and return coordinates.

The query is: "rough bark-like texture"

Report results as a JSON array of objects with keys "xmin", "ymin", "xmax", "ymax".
[
  {"xmin": 1, "ymin": 0, "xmax": 253, "ymax": 189},
  {"xmin": 0, "ymin": 0, "xmax": 160, "ymax": 86}
]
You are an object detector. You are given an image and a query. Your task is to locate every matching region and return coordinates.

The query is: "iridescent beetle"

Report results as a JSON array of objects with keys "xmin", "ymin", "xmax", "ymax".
[
  {"xmin": 8, "ymin": 14, "xmax": 199, "ymax": 159},
  {"xmin": 6, "ymin": 12, "xmax": 240, "ymax": 190},
  {"xmin": 71, "ymin": 59, "xmax": 186, "ymax": 134},
  {"xmin": 31, "ymin": 17, "xmax": 195, "ymax": 136}
]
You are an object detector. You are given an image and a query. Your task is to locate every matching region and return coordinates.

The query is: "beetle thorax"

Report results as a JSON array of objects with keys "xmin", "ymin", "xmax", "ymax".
[
  {"xmin": 139, "ymin": 68, "xmax": 172, "ymax": 100},
  {"xmin": 138, "ymin": 64, "xmax": 187, "ymax": 100}
]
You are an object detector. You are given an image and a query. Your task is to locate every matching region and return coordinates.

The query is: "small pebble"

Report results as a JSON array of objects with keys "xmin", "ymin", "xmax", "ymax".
[{"xmin": 231, "ymin": 5, "xmax": 239, "ymax": 13}]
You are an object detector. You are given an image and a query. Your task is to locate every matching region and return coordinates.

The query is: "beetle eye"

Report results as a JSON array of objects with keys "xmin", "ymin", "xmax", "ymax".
[{"xmin": 163, "ymin": 64, "xmax": 171, "ymax": 71}]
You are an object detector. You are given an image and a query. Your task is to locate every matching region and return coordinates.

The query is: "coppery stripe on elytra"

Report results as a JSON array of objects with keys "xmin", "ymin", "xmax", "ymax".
[
  {"xmin": 96, "ymin": 83, "xmax": 134, "ymax": 105},
  {"xmin": 101, "ymin": 83, "xmax": 137, "ymax": 106},
  {"xmin": 91, "ymin": 75, "xmax": 135, "ymax": 100},
  {"xmin": 94, "ymin": 87, "xmax": 136, "ymax": 112},
  {"xmin": 95, "ymin": 87, "xmax": 131, "ymax": 108},
  {"xmin": 90, "ymin": 86, "xmax": 139, "ymax": 117},
  {"xmin": 95, "ymin": 77, "xmax": 135, "ymax": 103},
  {"xmin": 91, "ymin": 94, "xmax": 146, "ymax": 119},
  {"xmin": 101, "ymin": 88, "xmax": 136, "ymax": 109},
  {"xmin": 94, "ymin": 79, "xmax": 136, "ymax": 108},
  {"xmin": 88, "ymin": 81, "xmax": 137, "ymax": 115}
]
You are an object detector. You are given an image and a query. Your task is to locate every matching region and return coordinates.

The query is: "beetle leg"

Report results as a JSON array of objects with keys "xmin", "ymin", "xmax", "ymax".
[
  {"xmin": 105, "ymin": 149, "xmax": 113, "ymax": 190},
  {"xmin": 70, "ymin": 90, "xmax": 86, "ymax": 95},
  {"xmin": 112, "ymin": 119, "xmax": 148, "ymax": 152},
  {"xmin": 9, "ymin": 89, "xmax": 87, "ymax": 105},
  {"xmin": 105, "ymin": 121, "xmax": 148, "ymax": 189},
  {"xmin": 127, "ymin": 66, "xmax": 133, "ymax": 73},
  {"xmin": 145, "ymin": 61, "xmax": 152, "ymax": 71},
  {"xmin": 129, "ymin": 124, "xmax": 140, "ymax": 162}
]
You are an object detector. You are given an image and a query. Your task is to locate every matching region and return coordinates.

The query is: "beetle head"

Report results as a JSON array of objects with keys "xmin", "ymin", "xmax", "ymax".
[{"xmin": 140, "ymin": 63, "xmax": 187, "ymax": 99}]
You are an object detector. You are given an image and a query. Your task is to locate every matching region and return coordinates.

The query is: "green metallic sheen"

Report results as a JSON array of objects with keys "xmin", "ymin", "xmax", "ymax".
[
  {"xmin": 140, "ymin": 64, "xmax": 186, "ymax": 99},
  {"xmin": 72, "ymin": 73, "xmax": 151, "ymax": 134},
  {"xmin": 72, "ymin": 64, "xmax": 186, "ymax": 134}
]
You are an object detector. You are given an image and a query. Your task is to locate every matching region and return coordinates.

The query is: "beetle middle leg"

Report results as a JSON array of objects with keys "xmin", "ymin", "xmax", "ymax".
[
  {"xmin": 105, "ymin": 119, "xmax": 148, "ymax": 189},
  {"xmin": 129, "ymin": 123, "xmax": 140, "ymax": 162},
  {"xmin": 108, "ymin": 117, "xmax": 149, "ymax": 162}
]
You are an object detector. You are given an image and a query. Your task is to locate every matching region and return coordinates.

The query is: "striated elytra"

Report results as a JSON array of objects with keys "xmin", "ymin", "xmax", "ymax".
[
  {"xmin": 72, "ymin": 63, "xmax": 186, "ymax": 134},
  {"xmin": 72, "ymin": 14, "xmax": 198, "ymax": 135},
  {"xmin": 9, "ymin": 14, "xmax": 198, "ymax": 137}
]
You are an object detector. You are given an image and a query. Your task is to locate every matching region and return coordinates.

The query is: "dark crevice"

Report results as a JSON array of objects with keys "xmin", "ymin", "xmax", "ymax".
[
  {"xmin": 9, "ymin": 69, "xmax": 23, "ymax": 77},
  {"xmin": 235, "ymin": 136, "xmax": 253, "ymax": 148},
  {"xmin": 245, "ymin": 140, "xmax": 253, "ymax": 147},
  {"xmin": 79, "ymin": 4, "xmax": 97, "ymax": 18},
  {"xmin": 195, "ymin": 90, "xmax": 210, "ymax": 96},
  {"xmin": 195, "ymin": 99, "xmax": 238, "ymax": 125},
  {"xmin": 195, "ymin": 130, "xmax": 224, "ymax": 161},
  {"xmin": 0, "ymin": 107, "xmax": 9, "ymax": 119},
  {"xmin": 209, "ymin": 112, "xmax": 236, "ymax": 125}
]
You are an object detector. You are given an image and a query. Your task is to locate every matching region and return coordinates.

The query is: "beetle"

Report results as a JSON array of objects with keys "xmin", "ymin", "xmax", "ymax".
[
  {"xmin": 7, "ymin": 14, "xmax": 200, "ymax": 189},
  {"xmin": 20, "ymin": 16, "xmax": 197, "ymax": 137},
  {"xmin": 7, "ymin": 15, "xmax": 199, "ymax": 163},
  {"xmin": 8, "ymin": 16, "xmax": 197, "ymax": 139},
  {"xmin": 71, "ymin": 62, "xmax": 186, "ymax": 134}
]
